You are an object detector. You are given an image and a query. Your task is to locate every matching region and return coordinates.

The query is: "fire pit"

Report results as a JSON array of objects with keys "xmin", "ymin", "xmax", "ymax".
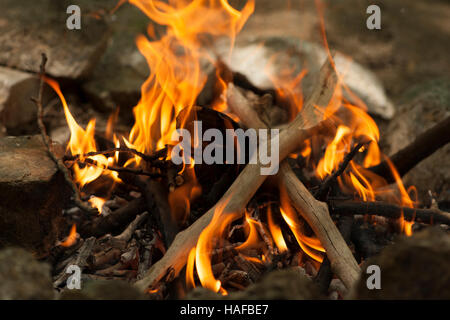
[{"xmin": 0, "ymin": 0, "xmax": 449, "ymax": 303}]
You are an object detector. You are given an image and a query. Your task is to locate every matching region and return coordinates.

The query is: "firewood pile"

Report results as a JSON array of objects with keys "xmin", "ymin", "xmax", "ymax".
[{"xmin": 0, "ymin": 0, "xmax": 449, "ymax": 300}]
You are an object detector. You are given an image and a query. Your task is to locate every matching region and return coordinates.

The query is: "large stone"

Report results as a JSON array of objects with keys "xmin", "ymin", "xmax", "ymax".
[
  {"xmin": 0, "ymin": 247, "xmax": 54, "ymax": 299},
  {"xmin": 215, "ymin": 35, "xmax": 395, "ymax": 120},
  {"xmin": 351, "ymin": 227, "xmax": 450, "ymax": 299},
  {"xmin": 384, "ymin": 78, "xmax": 450, "ymax": 204},
  {"xmin": 0, "ymin": 67, "xmax": 40, "ymax": 135},
  {"xmin": 187, "ymin": 267, "xmax": 323, "ymax": 300},
  {"xmin": 0, "ymin": 136, "xmax": 68, "ymax": 254},
  {"xmin": 60, "ymin": 279, "xmax": 148, "ymax": 300},
  {"xmin": 82, "ymin": 2, "xmax": 150, "ymax": 119},
  {"xmin": 0, "ymin": 0, "xmax": 109, "ymax": 80}
]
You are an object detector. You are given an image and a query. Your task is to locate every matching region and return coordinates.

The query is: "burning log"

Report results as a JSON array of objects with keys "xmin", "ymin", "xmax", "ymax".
[
  {"xmin": 225, "ymin": 62, "xmax": 360, "ymax": 289},
  {"xmin": 79, "ymin": 197, "xmax": 147, "ymax": 238},
  {"xmin": 329, "ymin": 200, "xmax": 450, "ymax": 225},
  {"xmin": 314, "ymin": 215, "xmax": 354, "ymax": 294},
  {"xmin": 280, "ymin": 164, "xmax": 360, "ymax": 289},
  {"xmin": 114, "ymin": 212, "xmax": 149, "ymax": 243},
  {"xmin": 134, "ymin": 59, "xmax": 342, "ymax": 292},
  {"xmin": 137, "ymin": 178, "xmax": 178, "ymax": 247},
  {"xmin": 368, "ymin": 116, "xmax": 450, "ymax": 184},
  {"xmin": 315, "ymin": 142, "xmax": 367, "ymax": 200}
]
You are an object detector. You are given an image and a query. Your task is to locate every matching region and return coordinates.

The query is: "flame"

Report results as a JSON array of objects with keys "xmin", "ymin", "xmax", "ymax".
[
  {"xmin": 316, "ymin": 125, "xmax": 351, "ymax": 179},
  {"xmin": 384, "ymin": 158, "xmax": 416, "ymax": 236},
  {"xmin": 267, "ymin": 206, "xmax": 287, "ymax": 253},
  {"xmin": 186, "ymin": 246, "xmax": 197, "ymax": 289},
  {"xmin": 300, "ymin": 139, "xmax": 312, "ymax": 159},
  {"xmin": 60, "ymin": 224, "xmax": 77, "ymax": 247},
  {"xmin": 280, "ymin": 188, "xmax": 325, "ymax": 262},
  {"xmin": 124, "ymin": 0, "xmax": 255, "ymax": 164},
  {"xmin": 194, "ymin": 198, "xmax": 239, "ymax": 293},
  {"xmin": 267, "ymin": 57, "xmax": 308, "ymax": 120},
  {"xmin": 105, "ymin": 109, "xmax": 120, "ymax": 140},
  {"xmin": 168, "ymin": 167, "xmax": 202, "ymax": 224},
  {"xmin": 45, "ymin": 78, "xmax": 121, "ymax": 187},
  {"xmin": 88, "ymin": 196, "xmax": 106, "ymax": 215},
  {"xmin": 235, "ymin": 210, "xmax": 262, "ymax": 251}
]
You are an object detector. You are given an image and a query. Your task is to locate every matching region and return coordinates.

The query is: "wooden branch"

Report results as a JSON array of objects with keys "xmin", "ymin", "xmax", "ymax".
[
  {"xmin": 53, "ymin": 237, "xmax": 96, "ymax": 288},
  {"xmin": 79, "ymin": 197, "xmax": 147, "ymax": 237},
  {"xmin": 64, "ymin": 147, "xmax": 168, "ymax": 164},
  {"xmin": 315, "ymin": 142, "xmax": 366, "ymax": 200},
  {"xmin": 368, "ymin": 116, "xmax": 450, "ymax": 183},
  {"xmin": 134, "ymin": 59, "xmax": 339, "ymax": 292},
  {"xmin": 280, "ymin": 163, "xmax": 360, "ymax": 289},
  {"xmin": 71, "ymin": 158, "xmax": 162, "ymax": 178},
  {"xmin": 226, "ymin": 64, "xmax": 360, "ymax": 289},
  {"xmin": 114, "ymin": 211, "xmax": 149, "ymax": 242},
  {"xmin": 329, "ymin": 200, "xmax": 450, "ymax": 225},
  {"xmin": 32, "ymin": 53, "xmax": 97, "ymax": 215},
  {"xmin": 315, "ymin": 215, "xmax": 353, "ymax": 294},
  {"xmin": 136, "ymin": 178, "xmax": 178, "ymax": 247}
]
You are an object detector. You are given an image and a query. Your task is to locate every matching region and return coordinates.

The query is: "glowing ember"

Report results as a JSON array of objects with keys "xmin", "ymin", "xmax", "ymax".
[
  {"xmin": 267, "ymin": 206, "xmax": 288, "ymax": 253},
  {"xmin": 59, "ymin": 224, "xmax": 78, "ymax": 247},
  {"xmin": 88, "ymin": 196, "xmax": 106, "ymax": 215},
  {"xmin": 195, "ymin": 200, "xmax": 238, "ymax": 293}
]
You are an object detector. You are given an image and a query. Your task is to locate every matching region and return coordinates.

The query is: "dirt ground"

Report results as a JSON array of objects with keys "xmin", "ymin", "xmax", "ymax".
[{"xmin": 236, "ymin": 0, "xmax": 450, "ymax": 100}]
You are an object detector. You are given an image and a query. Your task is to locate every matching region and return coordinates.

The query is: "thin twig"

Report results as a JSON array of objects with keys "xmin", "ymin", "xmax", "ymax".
[
  {"xmin": 64, "ymin": 146, "xmax": 168, "ymax": 164},
  {"xmin": 329, "ymin": 200, "xmax": 450, "ymax": 225},
  {"xmin": 315, "ymin": 141, "xmax": 366, "ymax": 200},
  {"xmin": 72, "ymin": 158, "xmax": 163, "ymax": 178},
  {"xmin": 368, "ymin": 116, "xmax": 450, "ymax": 183},
  {"xmin": 32, "ymin": 53, "xmax": 97, "ymax": 215}
]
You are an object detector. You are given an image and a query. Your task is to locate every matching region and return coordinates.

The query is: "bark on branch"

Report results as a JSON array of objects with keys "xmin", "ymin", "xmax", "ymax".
[
  {"xmin": 329, "ymin": 200, "xmax": 450, "ymax": 225},
  {"xmin": 368, "ymin": 116, "xmax": 450, "ymax": 183}
]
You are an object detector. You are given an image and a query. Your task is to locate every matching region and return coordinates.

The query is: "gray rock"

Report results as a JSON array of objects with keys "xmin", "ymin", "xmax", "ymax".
[
  {"xmin": 187, "ymin": 267, "xmax": 324, "ymax": 300},
  {"xmin": 384, "ymin": 78, "xmax": 450, "ymax": 203},
  {"xmin": 0, "ymin": 67, "xmax": 40, "ymax": 135},
  {"xmin": 0, "ymin": 247, "xmax": 54, "ymax": 299},
  {"xmin": 351, "ymin": 227, "xmax": 450, "ymax": 299},
  {"xmin": 0, "ymin": 0, "xmax": 109, "ymax": 79},
  {"xmin": 60, "ymin": 279, "xmax": 147, "ymax": 300},
  {"xmin": 82, "ymin": 3, "xmax": 150, "ymax": 118},
  {"xmin": 0, "ymin": 136, "xmax": 68, "ymax": 254},
  {"xmin": 215, "ymin": 36, "xmax": 395, "ymax": 119}
]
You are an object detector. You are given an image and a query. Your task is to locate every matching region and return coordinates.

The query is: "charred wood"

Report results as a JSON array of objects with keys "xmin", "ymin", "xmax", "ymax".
[
  {"xmin": 330, "ymin": 200, "xmax": 450, "ymax": 225},
  {"xmin": 368, "ymin": 116, "xmax": 450, "ymax": 183},
  {"xmin": 79, "ymin": 197, "xmax": 146, "ymax": 237}
]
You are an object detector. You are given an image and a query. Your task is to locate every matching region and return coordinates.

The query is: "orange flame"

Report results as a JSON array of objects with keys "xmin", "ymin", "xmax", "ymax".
[
  {"xmin": 280, "ymin": 188, "xmax": 325, "ymax": 262},
  {"xmin": 45, "ymin": 78, "xmax": 121, "ymax": 187},
  {"xmin": 385, "ymin": 158, "xmax": 416, "ymax": 236},
  {"xmin": 124, "ymin": 0, "xmax": 255, "ymax": 164},
  {"xmin": 88, "ymin": 196, "xmax": 106, "ymax": 215},
  {"xmin": 195, "ymin": 199, "xmax": 239, "ymax": 293},
  {"xmin": 60, "ymin": 224, "xmax": 77, "ymax": 247},
  {"xmin": 186, "ymin": 246, "xmax": 197, "ymax": 289},
  {"xmin": 316, "ymin": 125, "xmax": 351, "ymax": 179},
  {"xmin": 235, "ymin": 210, "xmax": 262, "ymax": 252},
  {"xmin": 267, "ymin": 206, "xmax": 288, "ymax": 253}
]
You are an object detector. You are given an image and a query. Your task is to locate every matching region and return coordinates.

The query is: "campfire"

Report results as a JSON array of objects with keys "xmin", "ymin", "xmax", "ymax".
[{"xmin": 0, "ymin": 0, "xmax": 449, "ymax": 301}]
